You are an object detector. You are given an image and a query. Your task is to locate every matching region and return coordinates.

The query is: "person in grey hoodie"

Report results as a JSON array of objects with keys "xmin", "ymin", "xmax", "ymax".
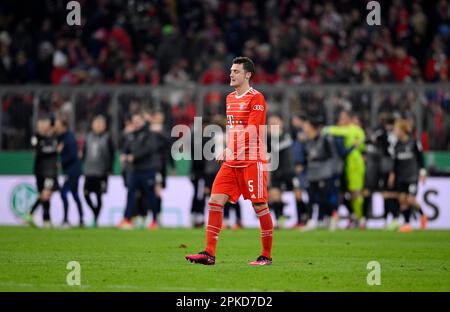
[{"xmin": 82, "ymin": 115, "xmax": 115, "ymax": 227}]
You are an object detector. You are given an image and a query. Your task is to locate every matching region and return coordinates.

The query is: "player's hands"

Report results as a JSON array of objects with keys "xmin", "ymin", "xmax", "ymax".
[
  {"xmin": 388, "ymin": 172, "xmax": 395, "ymax": 189},
  {"xmin": 57, "ymin": 143, "xmax": 64, "ymax": 153},
  {"xmin": 127, "ymin": 154, "xmax": 134, "ymax": 163},
  {"xmin": 295, "ymin": 164, "xmax": 303, "ymax": 175},
  {"xmin": 120, "ymin": 154, "xmax": 127, "ymax": 163},
  {"xmin": 419, "ymin": 174, "xmax": 427, "ymax": 185},
  {"xmin": 31, "ymin": 135, "xmax": 38, "ymax": 147},
  {"xmin": 155, "ymin": 183, "xmax": 162, "ymax": 197},
  {"xmin": 267, "ymin": 171, "xmax": 272, "ymax": 187}
]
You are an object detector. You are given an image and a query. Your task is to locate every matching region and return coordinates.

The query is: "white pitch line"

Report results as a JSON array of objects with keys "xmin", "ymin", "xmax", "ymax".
[
  {"xmin": 0, "ymin": 281, "xmax": 286, "ymax": 292},
  {"xmin": 0, "ymin": 281, "xmax": 92, "ymax": 289}
]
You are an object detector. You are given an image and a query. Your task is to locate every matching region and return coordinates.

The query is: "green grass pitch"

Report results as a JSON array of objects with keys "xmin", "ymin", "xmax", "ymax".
[{"xmin": 0, "ymin": 226, "xmax": 449, "ymax": 291}]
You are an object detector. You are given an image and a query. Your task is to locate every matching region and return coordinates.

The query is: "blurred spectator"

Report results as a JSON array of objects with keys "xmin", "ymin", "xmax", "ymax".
[
  {"xmin": 200, "ymin": 60, "xmax": 227, "ymax": 85},
  {"xmin": 0, "ymin": 0, "xmax": 448, "ymax": 85},
  {"xmin": 1, "ymin": 0, "xmax": 450, "ymax": 152}
]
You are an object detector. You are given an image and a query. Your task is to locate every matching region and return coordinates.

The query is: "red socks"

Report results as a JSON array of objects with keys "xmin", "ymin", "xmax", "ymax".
[
  {"xmin": 255, "ymin": 204, "xmax": 273, "ymax": 258},
  {"xmin": 205, "ymin": 202, "xmax": 223, "ymax": 256},
  {"xmin": 205, "ymin": 202, "xmax": 273, "ymax": 259}
]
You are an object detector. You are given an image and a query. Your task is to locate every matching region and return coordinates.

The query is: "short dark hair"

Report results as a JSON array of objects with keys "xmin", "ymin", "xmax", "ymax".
[
  {"xmin": 268, "ymin": 113, "xmax": 282, "ymax": 120},
  {"xmin": 57, "ymin": 118, "xmax": 69, "ymax": 129},
  {"xmin": 141, "ymin": 106, "xmax": 153, "ymax": 115},
  {"xmin": 131, "ymin": 111, "xmax": 144, "ymax": 119},
  {"xmin": 306, "ymin": 114, "xmax": 325, "ymax": 128},
  {"xmin": 37, "ymin": 115, "xmax": 51, "ymax": 123},
  {"xmin": 296, "ymin": 112, "xmax": 307, "ymax": 121},
  {"xmin": 232, "ymin": 56, "xmax": 255, "ymax": 76},
  {"xmin": 93, "ymin": 115, "xmax": 107, "ymax": 123},
  {"xmin": 384, "ymin": 115, "xmax": 395, "ymax": 126},
  {"xmin": 340, "ymin": 109, "xmax": 354, "ymax": 118}
]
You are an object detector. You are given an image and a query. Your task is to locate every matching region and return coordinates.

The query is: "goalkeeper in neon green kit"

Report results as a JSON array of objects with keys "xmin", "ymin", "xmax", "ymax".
[{"xmin": 323, "ymin": 110, "xmax": 366, "ymax": 227}]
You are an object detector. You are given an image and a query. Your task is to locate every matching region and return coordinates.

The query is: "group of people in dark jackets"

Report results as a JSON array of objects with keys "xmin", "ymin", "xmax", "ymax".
[
  {"xmin": 27, "ymin": 109, "xmax": 172, "ymax": 230},
  {"xmin": 116, "ymin": 110, "xmax": 173, "ymax": 230}
]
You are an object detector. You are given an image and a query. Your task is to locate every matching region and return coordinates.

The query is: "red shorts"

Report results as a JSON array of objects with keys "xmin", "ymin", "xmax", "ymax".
[{"xmin": 211, "ymin": 162, "xmax": 267, "ymax": 204}]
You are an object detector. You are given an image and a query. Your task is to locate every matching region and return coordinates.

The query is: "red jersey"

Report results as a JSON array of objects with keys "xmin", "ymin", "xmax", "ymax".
[{"xmin": 224, "ymin": 87, "xmax": 267, "ymax": 167}]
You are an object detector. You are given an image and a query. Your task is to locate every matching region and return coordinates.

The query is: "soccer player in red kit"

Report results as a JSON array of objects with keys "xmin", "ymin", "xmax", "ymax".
[{"xmin": 185, "ymin": 57, "xmax": 273, "ymax": 266}]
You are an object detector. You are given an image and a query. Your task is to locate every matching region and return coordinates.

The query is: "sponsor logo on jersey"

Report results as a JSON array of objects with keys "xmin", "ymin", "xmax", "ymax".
[{"xmin": 253, "ymin": 105, "xmax": 264, "ymax": 111}]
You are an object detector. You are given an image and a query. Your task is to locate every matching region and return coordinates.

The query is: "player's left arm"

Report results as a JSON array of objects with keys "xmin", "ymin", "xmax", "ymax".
[
  {"xmin": 132, "ymin": 133, "xmax": 155, "ymax": 162},
  {"xmin": 81, "ymin": 139, "xmax": 87, "ymax": 162},
  {"xmin": 107, "ymin": 135, "xmax": 115, "ymax": 174},
  {"xmin": 333, "ymin": 136, "xmax": 352, "ymax": 158},
  {"xmin": 357, "ymin": 128, "xmax": 366, "ymax": 153},
  {"xmin": 61, "ymin": 134, "xmax": 78, "ymax": 167},
  {"xmin": 415, "ymin": 140, "xmax": 427, "ymax": 183}
]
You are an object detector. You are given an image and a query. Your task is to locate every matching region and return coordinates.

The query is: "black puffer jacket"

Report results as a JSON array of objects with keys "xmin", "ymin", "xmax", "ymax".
[{"xmin": 123, "ymin": 123, "xmax": 159, "ymax": 171}]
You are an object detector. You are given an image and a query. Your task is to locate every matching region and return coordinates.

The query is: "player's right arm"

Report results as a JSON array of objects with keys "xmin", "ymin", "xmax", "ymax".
[
  {"xmin": 414, "ymin": 141, "xmax": 426, "ymax": 184},
  {"xmin": 388, "ymin": 142, "xmax": 398, "ymax": 188},
  {"xmin": 323, "ymin": 125, "xmax": 349, "ymax": 137}
]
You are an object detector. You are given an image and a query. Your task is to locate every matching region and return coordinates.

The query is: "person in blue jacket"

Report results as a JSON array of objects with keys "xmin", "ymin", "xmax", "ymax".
[{"xmin": 55, "ymin": 119, "xmax": 84, "ymax": 227}]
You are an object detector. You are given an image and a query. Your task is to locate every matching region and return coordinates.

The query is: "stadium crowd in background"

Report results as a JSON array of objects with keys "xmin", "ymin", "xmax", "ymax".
[
  {"xmin": 1, "ymin": 0, "xmax": 450, "ymax": 152},
  {"xmin": 0, "ymin": 0, "xmax": 449, "ymax": 85}
]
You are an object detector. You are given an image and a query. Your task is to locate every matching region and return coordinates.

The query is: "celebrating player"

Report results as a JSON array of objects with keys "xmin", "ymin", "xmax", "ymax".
[
  {"xmin": 266, "ymin": 114, "xmax": 297, "ymax": 229},
  {"xmin": 299, "ymin": 115, "xmax": 342, "ymax": 231},
  {"xmin": 185, "ymin": 57, "xmax": 273, "ymax": 266},
  {"xmin": 121, "ymin": 112, "xmax": 159, "ymax": 228},
  {"xmin": 388, "ymin": 119, "xmax": 427, "ymax": 232},
  {"xmin": 25, "ymin": 117, "xmax": 59, "ymax": 228},
  {"xmin": 323, "ymin": 110, "xmax": 366, "ymax": 228}
]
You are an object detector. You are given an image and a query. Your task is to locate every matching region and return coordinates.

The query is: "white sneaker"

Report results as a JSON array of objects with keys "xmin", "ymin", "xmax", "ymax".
[
  {"xmin": 329, "ymin": 213, "xmax": 339, "ymax": 232},
  {"xmin": 301, "ymin": 219, "xmax": 317, "ymax": 232},
  {"xmin": 60, "ymin": 222, "xmax": 71, "ymax": 229},
  {"xmin": 134, "ymin": 216, "xmax": 145, "ymax": 229},
  {"xmin": 387, "ymin": 219, "xmax": 400, "ymax": 231},
  {"xmin": 359, "ymin": 217, "xmax": 367, "ymax": 230},
  {"xmin": 24, "ymin": 213, "xmax": 36, "ymax": 227},
  {"xmin": 278, "ymin": 216, "xmax": 287, "ymax": 229},
  {"xmin": 192, "ymin": 213, "xmax": 204, "ymax": 228}
]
